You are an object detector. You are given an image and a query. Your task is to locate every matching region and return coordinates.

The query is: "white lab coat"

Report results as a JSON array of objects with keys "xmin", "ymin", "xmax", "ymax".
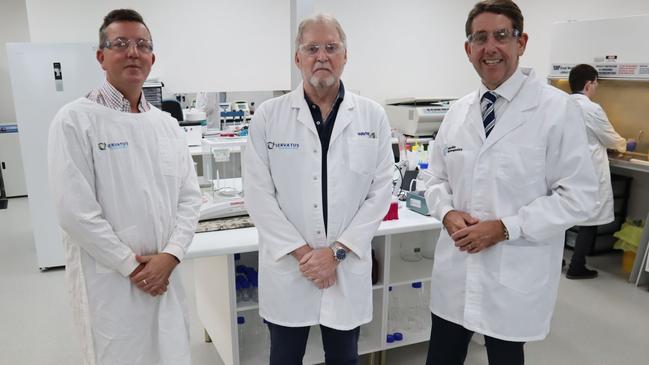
[
  {"xmin": 424, "ymin": 69, "xmax": 598, "ymax": 341},
  {"xmin": 48, "ymin": 98, "xmax": 201, "ymax": 365},
  {"xmin": 571, "ymin": 93, "xmax": 626, "ymax": 225},
  {"xmin": 243, "ymin": 85, "xmax": 394, "ymax": 330}
]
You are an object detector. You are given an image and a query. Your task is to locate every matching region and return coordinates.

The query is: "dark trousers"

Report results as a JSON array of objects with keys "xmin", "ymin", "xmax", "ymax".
[
  {"xmin": 426, "ymin": 313, "xmax": 525, "ymax": 365},
  {"xmin": 569, "ymin": 225, "xmax": 597, "ymax": 268},
  {"xmin": 266, "ymin": 321, "xmax": 360, "ymax": 365}
]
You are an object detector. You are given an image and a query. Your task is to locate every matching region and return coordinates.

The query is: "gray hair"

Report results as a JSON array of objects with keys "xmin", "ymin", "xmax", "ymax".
[{"xmin": 295, "ymin": 13, "xmax": 347, "ymax": 50}]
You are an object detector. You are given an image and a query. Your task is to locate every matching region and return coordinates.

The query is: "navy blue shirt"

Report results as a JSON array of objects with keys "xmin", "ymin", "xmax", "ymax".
[{"xmin": 304, "ymin": 81, "xmax": 345, "ymax": 233}]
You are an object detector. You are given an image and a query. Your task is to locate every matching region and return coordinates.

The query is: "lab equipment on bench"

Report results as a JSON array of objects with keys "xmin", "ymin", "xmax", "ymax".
[{"xmin": 385, "ymin": 97, "xmax": 454, "ymax": 137}]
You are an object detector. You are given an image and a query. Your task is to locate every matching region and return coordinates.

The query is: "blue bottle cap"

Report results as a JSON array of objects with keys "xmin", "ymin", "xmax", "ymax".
[
  {"xmin": 394, "ymin": 332, "xmax": 403, "ymax": 341},
  {"xmin": 386, "ymin": 334, "xmax": 394, "ymax": 343},
  {"xmin": 418, "ymin": 162, "xmax": 429, "ymax": 170},
  {"xmin": 237, "ymin": 316, "xmax": 245, "ymax": 324},
  {"xmin": 412, "ymin": 282, "xmax": 422, "ymax": 288}
]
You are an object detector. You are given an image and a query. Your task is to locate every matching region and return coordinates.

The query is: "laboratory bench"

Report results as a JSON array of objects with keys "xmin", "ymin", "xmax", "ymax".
[{"xmin": 185, "ymin": 207, "xmax": 442, "ymax": 365}]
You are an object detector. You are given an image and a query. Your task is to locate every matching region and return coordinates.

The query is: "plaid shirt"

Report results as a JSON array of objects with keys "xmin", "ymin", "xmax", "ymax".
[{"xmin": 86, "ymin": 80, "xmax": 150, "ymax": 113}]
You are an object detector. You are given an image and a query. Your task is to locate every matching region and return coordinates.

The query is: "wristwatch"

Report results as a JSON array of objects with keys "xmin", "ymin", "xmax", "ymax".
[{"xmin": 331, "ymin": 245, "xmax": 347, "ymax": 262}]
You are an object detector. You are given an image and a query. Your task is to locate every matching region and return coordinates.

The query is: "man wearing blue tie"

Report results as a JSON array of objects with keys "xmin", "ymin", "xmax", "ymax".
[{"xmin": 421, "ymin": 1, "xmax": 599, "ymax": 364}]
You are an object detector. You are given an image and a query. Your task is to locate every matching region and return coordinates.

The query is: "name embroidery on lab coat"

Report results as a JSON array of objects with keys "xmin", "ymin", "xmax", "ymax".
[
  {"xmin": 443, "ymin": 145, "xmax": 463, "ymax": 156},
  {"xmin": 357, "ymin": 131, "xmax": 376, "ymax": 138}
]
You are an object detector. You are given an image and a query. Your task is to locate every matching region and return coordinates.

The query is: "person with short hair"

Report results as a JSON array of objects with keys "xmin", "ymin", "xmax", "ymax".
[
  {"xmin": 422, "ymin": 1, "xmax": 599, "ymax": 364},
  {"xmin": 48, "ymin": 9, "xmax": 201, "ymax": 365},
  {"xmin": 566, "ymin": 63, "xmax": 626, "ymax": 279},
  {"xmin": 243, "ymin": 13, "xmax": 394, "ymax": 365}
]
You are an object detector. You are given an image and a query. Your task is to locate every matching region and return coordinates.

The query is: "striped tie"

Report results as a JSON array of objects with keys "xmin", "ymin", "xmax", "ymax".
[{"xmin": 481, "ymin": 91, "xmax": 498, "ymax": 138}]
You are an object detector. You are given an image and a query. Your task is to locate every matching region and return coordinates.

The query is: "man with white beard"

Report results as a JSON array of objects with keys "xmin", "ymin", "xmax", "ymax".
[{"xmin": 243, "ymin": 13, "xmax": 394, "ymax": 365}]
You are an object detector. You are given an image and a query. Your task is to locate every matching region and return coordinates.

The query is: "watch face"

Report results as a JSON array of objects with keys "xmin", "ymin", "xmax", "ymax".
[{"xmin": 335, "ymin": 248, "xmax": 346, "ymax": 261}]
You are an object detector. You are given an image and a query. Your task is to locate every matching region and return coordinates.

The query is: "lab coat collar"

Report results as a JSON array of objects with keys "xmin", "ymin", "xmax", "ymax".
[
  {"xmin": 290, "ymin": 81, "xmax": 355, "ymax": 144},
  {"xmin": 471, "ymin": 68, "xmax": 541, "ymax": 153},
  {"xmin": 478, "ymin": 67, "xmax": 526, "ymax": 103},
  {"xmin": 290, "ymin": 83, "xmax": 319, "ymax": 137}
]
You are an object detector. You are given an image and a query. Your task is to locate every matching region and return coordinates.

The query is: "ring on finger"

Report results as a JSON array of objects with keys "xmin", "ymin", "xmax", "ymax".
[{"xmin": 142, "ymin": 279, "xmax": 148, "ymax": 285}]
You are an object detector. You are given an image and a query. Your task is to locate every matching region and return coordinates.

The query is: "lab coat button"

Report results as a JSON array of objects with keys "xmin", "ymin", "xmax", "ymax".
[
  {"xmin": 316, "ymin": 230, "xmax": 321, "ymax": 235},
  {"xmin": 313, "ymin": 204, "xmax": 318, "ymax": 208}
]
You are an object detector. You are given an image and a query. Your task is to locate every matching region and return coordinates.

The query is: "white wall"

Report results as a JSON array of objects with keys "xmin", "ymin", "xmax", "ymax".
[
  {"xmin": 0, "ymin": 0, "xmax": 30, "ymax": 123},
  {"xmin": 24, "ymin": 0, "xmax": 291, "ymax": 93},
  {"xmin": 311, "ymin": 0, "xmax": 649, "ymax": 104}
]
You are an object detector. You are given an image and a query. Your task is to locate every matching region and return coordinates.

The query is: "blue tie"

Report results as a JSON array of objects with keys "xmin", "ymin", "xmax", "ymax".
[{"xmin": 481, "ymin": 91, "xmax": 498, "ymax": 138}]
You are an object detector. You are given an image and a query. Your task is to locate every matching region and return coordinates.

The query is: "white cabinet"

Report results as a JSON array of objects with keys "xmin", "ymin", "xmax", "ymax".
[
  {"xmin": 0, "ymin": 124, "xmax": 27, "ymax": 197},
  {"xmin": 189, "ymin": 209, "xmax": 441, "ymax": 365}
]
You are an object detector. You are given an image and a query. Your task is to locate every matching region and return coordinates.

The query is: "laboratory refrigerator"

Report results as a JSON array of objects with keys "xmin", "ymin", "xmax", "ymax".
[{"xmin": 6, "ymin": 43, "xmax": 104, "ymax": 269}]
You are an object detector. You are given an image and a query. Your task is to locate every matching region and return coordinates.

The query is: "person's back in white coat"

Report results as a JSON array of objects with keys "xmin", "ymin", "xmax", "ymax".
[{"xmin": 566, "ymin": 63, "xmax": 626, "ymax": 279}]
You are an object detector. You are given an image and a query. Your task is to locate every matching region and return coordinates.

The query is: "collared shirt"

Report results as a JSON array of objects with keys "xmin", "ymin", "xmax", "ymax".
[
  {"xmin": 304, "ymin": 81, "xmax": 345, "ymax": 233},
  {"xmin": 86, "ymin": 80, "xmax": 151, "ymax": 113},
  {"xmin": 478, "ymin": 68, "xmax": 526, "ymax": 134}
]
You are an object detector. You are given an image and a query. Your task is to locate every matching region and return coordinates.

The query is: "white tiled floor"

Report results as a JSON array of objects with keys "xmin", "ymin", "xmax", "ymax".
[{"xmin": 2, "ymin": 197, "xmax": 649, "ymax": 365}]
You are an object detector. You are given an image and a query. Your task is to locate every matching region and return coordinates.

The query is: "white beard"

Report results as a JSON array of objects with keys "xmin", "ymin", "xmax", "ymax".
[{"xmin": 309, "ymin": 74, "xmax": 336, "ymax": 89}]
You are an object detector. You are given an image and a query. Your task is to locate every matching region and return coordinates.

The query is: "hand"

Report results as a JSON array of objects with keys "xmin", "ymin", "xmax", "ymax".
[
  {"xmin": 291, "ymin": 244, "xmax": 313, "ymax": 262},
  {"xmin": 451, "ymin": 220, "xmax": 507, "ymax": 254},
  {"xmin": 442, "ymin": 210, "xmax": 479, "ymax": 236},
  {"xmin": 130, "ymin": 253, "xmax": 179, "ymax": 296},
  {"xmin": 299, "ymin": 247, "xmax": 337, "ymax": 287},
  {"xmin": 312, "ymin": 271, "xmax": 337, "ymax": 289}
]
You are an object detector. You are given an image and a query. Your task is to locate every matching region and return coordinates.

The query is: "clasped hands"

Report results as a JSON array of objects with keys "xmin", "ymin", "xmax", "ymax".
[
  {"xmin": 292, "ymin": 244, "xmax": 338, "ymax": 289},
  {"xmin": 443, "ymin": 210, "xmax": 507, "ymax": 254},
  {"xmin": 129, "ymin": 253, "xmax": 179, "ymax": 297}
]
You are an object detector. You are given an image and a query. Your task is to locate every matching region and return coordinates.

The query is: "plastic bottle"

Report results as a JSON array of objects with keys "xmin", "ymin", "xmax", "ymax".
[
  {"xmin": 237, "ymin": 316, "xmax": 246, "ymax": 349},
  {"xmin": 410, "ymin": 282, "xmax": 426, "ymax": 332},
  {"xmin": 240, "ymin": 277, "xmax": 251, "ymax": 302},
  {"xmin": 388, "ymin": 286, "xmax": 402, "ymax": 334}
]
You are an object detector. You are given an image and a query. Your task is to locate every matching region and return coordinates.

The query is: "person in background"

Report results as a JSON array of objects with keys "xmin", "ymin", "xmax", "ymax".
[
  {"xmin": 566, "ymin": 63, "xmax": 627, "ymax": 279},
  {"xmin": 243, "ymin": 13, "xmax": 394, "ymax": 365},
  {"xmin": 422, "ymin": 1, "xmax": 599, "ymax": 364},
  {"xmin": 48, "ymin": 9, "xmax": 201, "ymax": 365}
]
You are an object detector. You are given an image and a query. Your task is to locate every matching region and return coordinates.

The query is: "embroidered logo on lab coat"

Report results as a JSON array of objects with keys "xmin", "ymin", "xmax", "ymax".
[
  {"xmin": 267, "ymin": 142, "xmax": 299, "ymax": 150},
  {"xmin": 98, "ymin": 141, "xmax": 129, "ymax": 151}
]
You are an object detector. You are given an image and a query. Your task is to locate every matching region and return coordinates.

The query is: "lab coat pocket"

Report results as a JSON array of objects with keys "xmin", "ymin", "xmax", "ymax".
[
  {"xmin": 347, "ymin": 137, "xmax": 378, "ymax": 175},
  {"xmin": 499, "ymin": 244, "xmax": 550, "ymax": 294},
  {"xmin": 498, "ymin": 145, "xmax": 545, "ymax": 186},
  {"xmin": 159, "ymin": 137, "xmax": 182, "ymax": 177}
]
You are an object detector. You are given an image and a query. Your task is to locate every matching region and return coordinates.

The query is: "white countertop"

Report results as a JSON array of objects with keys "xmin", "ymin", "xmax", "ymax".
[{"xmin": 185, "ymin": 207, "xmax": 441, "ymax": 259}]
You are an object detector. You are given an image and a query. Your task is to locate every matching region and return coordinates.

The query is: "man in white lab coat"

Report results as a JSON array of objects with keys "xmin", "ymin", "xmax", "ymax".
[
  {"xmin": 566, "ymin": 63, "xmax": 627, "ymax": 279},
  {"xmin": 422, "ymin": 1, "xmax": 598, "ymax": 364},
  {"xmin": 243, "ymin": 14, "xmax": 394, "ymax": 365},
  {"xmin": 48, "ymin": 9, "xmax": 201, "ymax": 365}
]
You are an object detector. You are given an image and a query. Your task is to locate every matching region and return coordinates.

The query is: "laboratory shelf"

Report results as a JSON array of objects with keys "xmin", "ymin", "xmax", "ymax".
[
  {"xmin": 389, "ymin": 258, "xmax": 434, "ymax": 286},
  {"xmin": 191, "ymin": 207, "xmax": 442, "ymax": 365},
  {"xmin": 235, "ymin": 301, "xmax": 259, "ymax": 312}
]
